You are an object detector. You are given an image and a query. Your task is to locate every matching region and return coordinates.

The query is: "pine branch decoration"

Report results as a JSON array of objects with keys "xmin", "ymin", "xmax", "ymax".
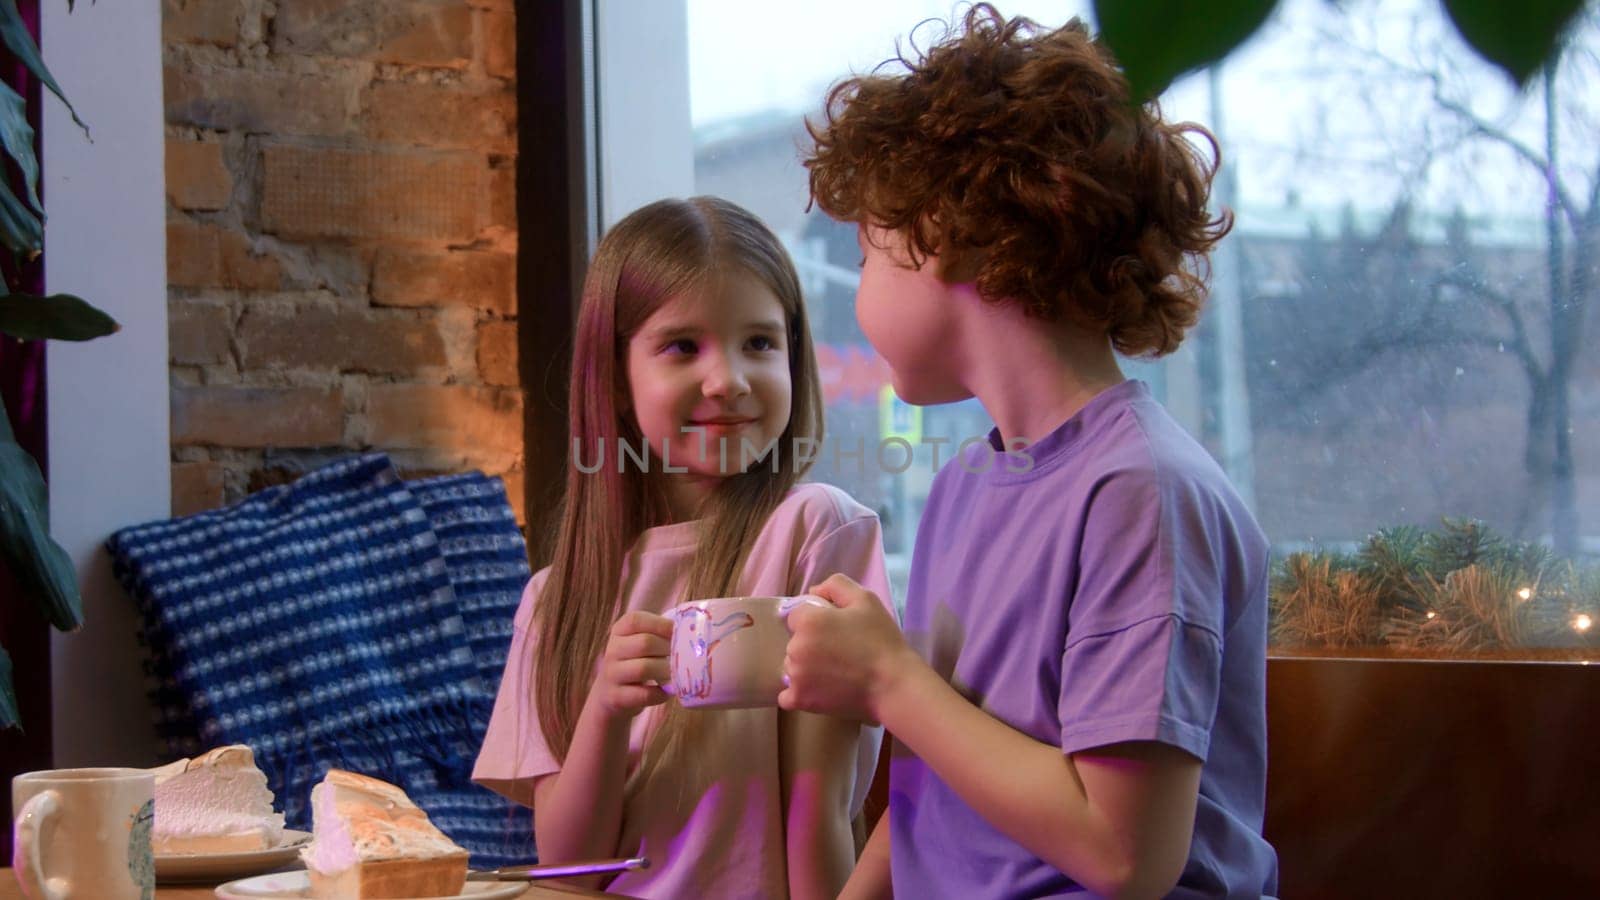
[
  {"xmin": 1270, "ymin": 519, "xmax": 1600, "ymax": 656},
  {"xmin": 1419, "ymin": 517, "xmax": 1501, "ymax": 576},
  {"xmin": 1357, "ymin": 525, "xmax": 1429, "ymax": 614},
  {"xmin": 1270, "ymin": 552, "xmax": 1381, "ymax": 649},
  {"xmin": 1387, "ymin": 564, "xmax": 1525, "ymax": 652}
]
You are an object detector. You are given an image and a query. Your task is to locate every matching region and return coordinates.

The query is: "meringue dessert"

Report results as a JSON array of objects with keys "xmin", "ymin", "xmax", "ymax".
[
  {"xmin": 149, "ymin": 744, "xmax": 286, "ymax": 854},
  {"xmin": 300, "ymin": 769, "xmax": 469, "ymax": 899}
]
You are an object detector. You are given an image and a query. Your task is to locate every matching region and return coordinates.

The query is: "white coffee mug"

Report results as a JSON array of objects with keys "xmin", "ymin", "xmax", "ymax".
[
  {"xmin": 11, "ymin": 767, "xmax": 155, "ymax": 900},
  {"xmin": 662, "ymin": 595, "xmax": 827, "ymax": 709}
]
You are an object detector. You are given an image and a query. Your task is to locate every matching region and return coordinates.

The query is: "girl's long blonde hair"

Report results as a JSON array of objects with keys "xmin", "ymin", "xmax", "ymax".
[{"xmin": 532, "ymin": 196, "xmax": 823, "ymax": 765}]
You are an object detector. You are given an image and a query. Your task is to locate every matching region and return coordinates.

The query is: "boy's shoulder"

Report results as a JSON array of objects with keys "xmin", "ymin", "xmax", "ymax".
[
  {"xmin": 927, "ymin": 384, "xmax": 1240, "ymax": 512},
  {"xmin": 1091, "ymin": 395, "xmax": 1268, "ymax": 552}
]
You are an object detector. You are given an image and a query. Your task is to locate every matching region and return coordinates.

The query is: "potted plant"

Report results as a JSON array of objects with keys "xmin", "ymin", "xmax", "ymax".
[{"xmin": 0, "ymin": 0, "xmax": 115, "ymax": 730}]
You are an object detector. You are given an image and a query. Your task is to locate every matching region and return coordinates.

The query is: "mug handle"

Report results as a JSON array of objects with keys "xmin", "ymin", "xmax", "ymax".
[
  {"xmin": 777, "ymin": 594, "xmax": 831, "ymax": 619},
  {"xmin": 12, "ymin": 788, "xmax": 67, "ymax": 900},
  {"xmin": 658, "ymin": 615, "xmax": 677, "ymax": 696}
]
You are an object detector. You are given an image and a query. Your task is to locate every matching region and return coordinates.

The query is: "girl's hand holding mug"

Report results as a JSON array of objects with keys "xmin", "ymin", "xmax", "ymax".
[{"xmin": 592, "ymin": 609, "xmax": 674, "ymax": 719}]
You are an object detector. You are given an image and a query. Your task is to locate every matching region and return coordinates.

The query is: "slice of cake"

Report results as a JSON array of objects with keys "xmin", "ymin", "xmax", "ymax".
[
  {"xmin": 300, "ymin": 769, "xmax": 469, "ymax": 900},
  {"xmin": 149, "ymin": 744, "xmax": 286, "ymax": 854}
]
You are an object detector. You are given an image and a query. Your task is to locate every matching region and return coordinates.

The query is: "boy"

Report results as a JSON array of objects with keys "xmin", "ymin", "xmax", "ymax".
[{"xmin": 779, "ymin": 6, "xmax": 1280, "ymax": 898}]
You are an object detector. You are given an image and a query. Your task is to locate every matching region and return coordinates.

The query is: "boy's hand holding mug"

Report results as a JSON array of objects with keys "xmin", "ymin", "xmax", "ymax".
[{"xmin": 779, "ymin": 573, "xmax": 918, "ymax": 725}]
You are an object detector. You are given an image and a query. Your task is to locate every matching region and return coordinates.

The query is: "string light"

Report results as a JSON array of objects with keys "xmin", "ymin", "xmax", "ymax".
[
  {"xmin": 1425, "ymin": 611, "xmax": 1437, "ymax": 620},
  {"xmin": 1516, "ymin": 587, "xmax": 1533, "ymax": 601},
  {"xmin": 1574, "ymin": 614, "xmax": 1593, "ymax": 633}
]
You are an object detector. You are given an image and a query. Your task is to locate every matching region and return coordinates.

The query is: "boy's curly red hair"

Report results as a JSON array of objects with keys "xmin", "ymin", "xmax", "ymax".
[{"xmin": 805, "ymin": 5, "xmax": 1231, "ymax": 357}]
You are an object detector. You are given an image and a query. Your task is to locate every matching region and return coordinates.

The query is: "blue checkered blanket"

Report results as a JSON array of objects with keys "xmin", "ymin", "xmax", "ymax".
[{"xmin": 108, "ymin": 454, "xmax": 536, "ymax": 866}]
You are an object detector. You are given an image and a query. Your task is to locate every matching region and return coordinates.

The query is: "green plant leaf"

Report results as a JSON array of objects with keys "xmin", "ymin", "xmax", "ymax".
[
  {"xmin": 0, "ymin": 0, "xmax": 89, "ymax": 136},
  {"xmin": 0, "ymin": 418, "xmax": 82, "ymax": 632},
  {"xmin": 1094, "ymin": 0, "xmax": 1278, "ymax": 102},
  {"xmin": 1443, "ymin": 0, "xmax": 1585, "ymax": 85},
  {"xmin": 0, "ymin": 176, "xmax": 41, "ymax": 257},
  {"xmin": 0, "ymin": 82, "xmax": 42, "ymax": 215},
  {"xmin": 0, "ymin": 644, "xmax": 17, "ymax": 731},
  {"xmin": 0, "ymin": 291, "xmax": 118, "ymax": 341}
]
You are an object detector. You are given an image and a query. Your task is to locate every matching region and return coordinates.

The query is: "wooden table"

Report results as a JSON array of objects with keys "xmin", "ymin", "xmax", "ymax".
[
  {"xmin": 0, "ymin": 869, "xmax": 614, "ymax": 899},
  {"xmin": 0, "ymin": 879, "xmax": 224, "ymax": 900}
]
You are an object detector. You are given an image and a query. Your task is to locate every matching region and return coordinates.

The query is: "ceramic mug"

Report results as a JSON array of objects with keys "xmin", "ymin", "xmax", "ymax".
[
  {"xmin": 662, "ymin": 595, "xmax": 827, "ymax": 709},
  {"xmin": 11, "ymin": 767, "xmax": 155, "ymax": 900}
]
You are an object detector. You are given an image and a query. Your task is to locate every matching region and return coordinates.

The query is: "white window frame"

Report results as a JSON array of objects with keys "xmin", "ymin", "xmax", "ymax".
[{"xmin": 44, "ymin": 0, "xmax": 170, "ymax": 765}]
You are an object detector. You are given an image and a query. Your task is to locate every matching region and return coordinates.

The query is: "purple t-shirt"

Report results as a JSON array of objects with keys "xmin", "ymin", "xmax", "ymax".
[{"xmin": 891, "ymin": 380, "xmax": 1278, "ymax": 898}]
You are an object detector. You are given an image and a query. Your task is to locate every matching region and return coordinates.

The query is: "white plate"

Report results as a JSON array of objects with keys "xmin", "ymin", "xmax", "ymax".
[
  {"xmin": 155, "ymin": 829, "xmax": 311, "ymax": 883},
  {"xmin": 213, "ymin": 870, "xmax": 527, "ymax": 900}
]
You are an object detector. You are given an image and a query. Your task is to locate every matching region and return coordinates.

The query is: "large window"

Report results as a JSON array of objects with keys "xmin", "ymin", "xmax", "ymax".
[{"xmin": 596, "ymin": 0, "xmax": 1600, "ymax": 661}]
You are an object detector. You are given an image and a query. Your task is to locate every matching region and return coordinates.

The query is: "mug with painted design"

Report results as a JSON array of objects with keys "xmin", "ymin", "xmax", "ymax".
[{"xmin": 661, "ymin": 595, "xmax": 827, "ymax": 709}]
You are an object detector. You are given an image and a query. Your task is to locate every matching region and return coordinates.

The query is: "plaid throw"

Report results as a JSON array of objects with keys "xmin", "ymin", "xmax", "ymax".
[{"xmin": 108, "ymin": 454, "xmax": 536, "ymax": 866}]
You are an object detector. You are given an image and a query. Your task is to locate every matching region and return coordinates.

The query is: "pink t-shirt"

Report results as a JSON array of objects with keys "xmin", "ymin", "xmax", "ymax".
[{"xmin": 472, "ymin": 482, "xmax": 895, "ymax": 898}]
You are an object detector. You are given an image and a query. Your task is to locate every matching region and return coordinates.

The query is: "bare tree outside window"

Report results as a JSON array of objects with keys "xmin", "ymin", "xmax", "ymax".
[
  {"xmin": 1242, "ymin": 7, "xmax": 1598, "ymax": 551},
  {"xmin": 1238, "ymin": 5, "xmax": 1600, "ymax": 656}
]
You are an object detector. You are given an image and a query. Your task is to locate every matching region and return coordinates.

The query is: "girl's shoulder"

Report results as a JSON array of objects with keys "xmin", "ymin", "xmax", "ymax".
[
  {"xmin": 769, "ymin": 481, "xmax": 879, "ymax": 535},
  {"xmin": 512, "ymin": 566, "xmax": 552, "ymax": 630},
  {"xmin": 746, "ymin": 482, "xmax": 887, "ymax": 596}
]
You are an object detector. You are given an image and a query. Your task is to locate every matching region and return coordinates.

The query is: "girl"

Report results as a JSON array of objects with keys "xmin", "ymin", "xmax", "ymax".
[{"xmin": 473, "ymin": 196, "xmax": 894, "ymax": 899}]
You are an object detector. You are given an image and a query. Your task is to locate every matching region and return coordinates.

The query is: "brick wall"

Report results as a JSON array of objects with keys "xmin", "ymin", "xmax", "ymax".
[{"xmin": 162, "ymin": 0, "xmax": 523, "ymax": 521}]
